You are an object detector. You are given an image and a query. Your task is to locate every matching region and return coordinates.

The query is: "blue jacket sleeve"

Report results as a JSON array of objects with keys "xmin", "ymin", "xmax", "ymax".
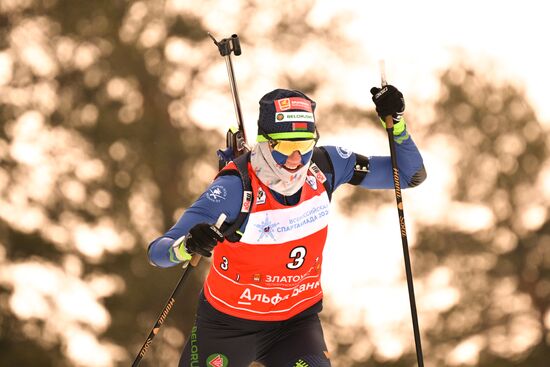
[
  {"xmin": 147, "ymin": 174, "xmax": 243, "ymax": 268},
  {"xmin": 323, "ymin": 131, "xmax": 426, "ymax": 191}
]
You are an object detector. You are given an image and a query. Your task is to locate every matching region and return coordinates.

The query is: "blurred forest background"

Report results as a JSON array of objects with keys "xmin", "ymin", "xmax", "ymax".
[{"xmin": 0, "ymin": 0, "xmax": 548, "ymax": 366}]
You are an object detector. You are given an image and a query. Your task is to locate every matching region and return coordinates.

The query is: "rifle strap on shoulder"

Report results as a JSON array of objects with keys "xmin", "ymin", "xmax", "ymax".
[
  {"xmin": 312, "ymin": 147, "xmax": 335, "ymax": 201},
  {"xmin": 218, "ymin": 152, "xmax": 253, "ymax": 242}
]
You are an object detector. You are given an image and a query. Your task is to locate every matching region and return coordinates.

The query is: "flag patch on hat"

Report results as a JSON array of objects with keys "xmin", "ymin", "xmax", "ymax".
[
  {"xmin": 275, "ymin": 97, "xmax": 313, "ymax": 112},
  {"xmin": 292, "ymin": 122, "xmax": 309, "ymax": 131},
  {"xmin": 274, "ymin": 112, "xmax": 314, "ymax": 123}
]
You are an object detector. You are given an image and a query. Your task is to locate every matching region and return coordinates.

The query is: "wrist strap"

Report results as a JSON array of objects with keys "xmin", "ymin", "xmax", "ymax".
[
  {"xmin": 170, "ymin": 236, "xmax": 192, "ymax": 262},
  {"xmin": 379, "ymin": 117, "xmax": 406, "ymax": 136}
]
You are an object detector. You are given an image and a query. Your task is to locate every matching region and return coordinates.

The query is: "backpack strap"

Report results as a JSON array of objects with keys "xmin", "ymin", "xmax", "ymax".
[{"xmin": 217, "ymin": 152, "xmax": 253, "ymax": 242}]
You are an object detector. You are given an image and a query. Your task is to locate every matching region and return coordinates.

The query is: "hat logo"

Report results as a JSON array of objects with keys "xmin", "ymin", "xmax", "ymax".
[
  {"xmin": 277, "ymin": 98, "xmax": 291, "ymax": 111},
  {"xmin": 274, "ymin": 112, "xmax": 315, "ymax": 123},
  {"xmin": 274, "ymin": 97, "xmax": 313, "ymax": 112}
]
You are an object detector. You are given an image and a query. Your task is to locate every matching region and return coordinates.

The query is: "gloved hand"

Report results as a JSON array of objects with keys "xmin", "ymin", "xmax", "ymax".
[
  {"xmin": 182, "ymin": 223, "xmax": 224, "ymax": 258},
  {"xmin": 370, "ymin": 85, "xmax": 405, "ymax": 123}
]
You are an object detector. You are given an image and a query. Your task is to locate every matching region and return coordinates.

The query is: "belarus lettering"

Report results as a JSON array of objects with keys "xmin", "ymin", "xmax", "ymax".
[
  {"xmin": 190, "ymin": 326, "xmax": 199, "ymax": 366},
  {"xmin": 274, "ymin": 111, "xmax": 315, "ymax": 123}
]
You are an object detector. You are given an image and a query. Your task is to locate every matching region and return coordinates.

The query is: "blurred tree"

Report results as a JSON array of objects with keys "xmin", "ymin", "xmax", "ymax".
[
  {"xmin": 414, "ymin": 64, "xmax": 549, "ymax": 367},
  {"xmin": 320, "ymin": 64, "xmax": 549, "ymax": 367},
  {"xmin": 0, "ymin": 0, "xmax": 362, "ymax": 366},
  {"xmin": 0, "ymin": 0, "xmax": 221, "ymax": 366},
  {"xmin": 5, "ymin": 0, "xmax": 546, "ymax": 366}
]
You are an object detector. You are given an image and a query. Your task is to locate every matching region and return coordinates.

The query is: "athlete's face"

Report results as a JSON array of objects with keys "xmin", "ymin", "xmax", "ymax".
[
  {"xmin": 269, "ymin": 142, "xmax": 314, "ymax": 172},
  {"xmin": 260, "ymin": 133, "xmax": 317, "ymax": 172},
  {"xmin": 281, "ymin": 150, "xmax": 303, "ymax": 172}
]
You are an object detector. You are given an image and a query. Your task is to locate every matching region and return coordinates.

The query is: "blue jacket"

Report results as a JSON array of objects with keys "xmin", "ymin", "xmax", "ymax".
[{"xmin": 148, "ymin": 132, "xmax": 426, "ymax": 267}]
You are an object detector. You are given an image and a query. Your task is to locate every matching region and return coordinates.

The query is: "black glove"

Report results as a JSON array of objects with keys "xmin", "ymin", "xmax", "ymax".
[
  {"xmin": 370, "ymin": 85, "xmax": 405, "ymax": 122},
  {"xmin": 184, "ymin": 223, "xmax": 224, "ymax": 257}
]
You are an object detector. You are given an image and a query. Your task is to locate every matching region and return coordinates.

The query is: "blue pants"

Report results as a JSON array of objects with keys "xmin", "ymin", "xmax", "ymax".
[{"xmin": 179, "ymin": 292, "xmax": 331, "ymax": 367}]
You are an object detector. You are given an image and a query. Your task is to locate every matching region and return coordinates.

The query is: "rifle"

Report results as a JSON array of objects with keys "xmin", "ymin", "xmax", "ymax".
[
  {"xmin": 132, "ymin": 33, "xmax": 247, "ymax": 366},
  {"xmin": 207, "ymin": 33, "xmax": 250, "ymax": 168}
]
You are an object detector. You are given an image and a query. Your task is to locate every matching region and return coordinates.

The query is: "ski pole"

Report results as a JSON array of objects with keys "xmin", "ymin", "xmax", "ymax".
[
  {"xmin": 208, "ymin": 33, "xmax": 249, "ymax": 155},
  {"xmin": 379, "ymin": 60, "xmax": 425, "ymax": 367},
  {"xmin": 132, "ymin": 214, "xmax": 227, "ymax": 367}
]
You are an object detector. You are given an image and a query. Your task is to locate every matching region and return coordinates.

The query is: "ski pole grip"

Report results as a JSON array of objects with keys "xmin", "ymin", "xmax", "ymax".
[
  {"xmin": 189, "ymin": 213, "xmax": 227, "ymax": 267},
  {"xmin": 379, "ymin": 60, "xmax": 394, "ymax": 130},
  {"xmin": 231, "ymin": 34, "xmax": 241, "ymax": 56},
  {"xmin": 384, "ymin": 116, "xmax": 394, "ymax": 129},
  {"xmin": 189, "ymin": 254, "xmax": 201, "ymax": 267}
]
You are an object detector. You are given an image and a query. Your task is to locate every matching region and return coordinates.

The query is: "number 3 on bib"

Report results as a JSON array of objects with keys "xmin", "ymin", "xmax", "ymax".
[
  {"xmin": 220, "ymin": 256, "xmax": 229, "ymax": 271},
  {"xmin": 287, "ymin": 246, "xmax": 307, "ymax": 269}
]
